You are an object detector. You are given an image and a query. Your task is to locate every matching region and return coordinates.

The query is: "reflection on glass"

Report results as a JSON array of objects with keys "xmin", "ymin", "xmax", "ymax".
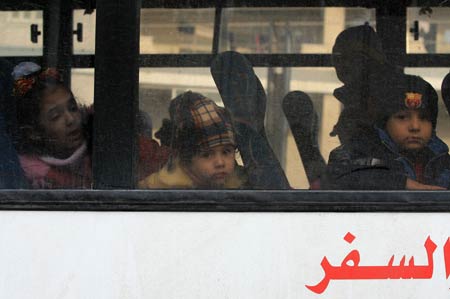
[
  {"xmin": 219, "ymin": 7, "xmax": 375, "ymax": 54},
  {"xmin": 140, "ymin": 8, "xmax": 215, "ymax": 54},
  {"xmin": 0, "ymin": 11, "xmax": 43, "ymax": 56},
  {"xmin": 407, "ymin": 7, "xmax": 450, "ymax": 53}
]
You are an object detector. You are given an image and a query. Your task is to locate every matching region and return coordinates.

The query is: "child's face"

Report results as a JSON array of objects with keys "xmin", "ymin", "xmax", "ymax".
[
  {"xmin": 385, "ymin": 109, "xmax": 432, "ymax": 151},
  {"xmin": 39, "ymin": 86, "xmax": 84, "ymax": 156},
  {"xmin": 189, "ymin": 144, "xmax": 236, "ymax": 188}
]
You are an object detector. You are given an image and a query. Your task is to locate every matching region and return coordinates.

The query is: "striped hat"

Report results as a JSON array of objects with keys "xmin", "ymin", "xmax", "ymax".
[{"xmin": 169, "ymin": 91, "xmax": 235, "ymax": 150}]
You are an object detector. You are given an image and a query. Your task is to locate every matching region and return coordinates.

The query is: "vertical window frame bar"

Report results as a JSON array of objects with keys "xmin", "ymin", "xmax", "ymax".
[
  {"xmin": 212, "ymin": 0, "xmax": 223, "ymax": 54},
  {"xmin": 92, "ymin": 0, "xmax": 141, "ymax": 189}
]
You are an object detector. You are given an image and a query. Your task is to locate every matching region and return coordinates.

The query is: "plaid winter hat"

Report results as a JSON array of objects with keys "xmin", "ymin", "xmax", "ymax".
[
  {"xmin": 169, "ymin": 91, "xmax": 236, "ymax": 150},
  {"xmin": 370, "ymin": 73, "xmax": 438, "ymax": 128}
]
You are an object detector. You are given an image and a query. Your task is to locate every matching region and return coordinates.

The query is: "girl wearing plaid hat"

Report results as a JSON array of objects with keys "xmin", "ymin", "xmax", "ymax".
[
  {"xmin": 324, "ymin": 73, "xmax": 450, "ymax": 190},
  {"xmin": 139, "ymin": 91, "xmax": 248, "ymax": 189}
]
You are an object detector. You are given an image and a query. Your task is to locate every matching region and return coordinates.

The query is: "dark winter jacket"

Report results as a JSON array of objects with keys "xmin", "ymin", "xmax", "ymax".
[
  {"xmin": 330, "ymin": 85, "xmax": 375, "ymax": 146},
  {"xmin": 0, "ymin": 113, "xmax": 28, "ymax": 188},
  {"xmin": 323, "ymin": 127, "xmax": 450, "ymax": 190}
]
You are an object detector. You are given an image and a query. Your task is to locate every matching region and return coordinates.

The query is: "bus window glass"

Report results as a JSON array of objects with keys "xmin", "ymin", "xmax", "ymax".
[
  {"xmin": 407, "ymin": 7, "xmax": 450, "ymax": 54},
  {"xmin": 140, "ymin": 8, "xmax": 215, "ymax": 54},
  {"xmin": 138, "ymin": 67, "xmax": 341, "ymax": 189},
  {"xmin": 139, "ymin": 68, "xmax": 221, "ymax": 136},
  {"xmin": 219, "ymin": 7, "xmax": 375, "ymax": 54},
  {"xmin": 73, "ymin": 10, "xmax": 96, "ymax": 55},
  {"xmin": 0, "ymin": 11, "xmax": 43, "ymax": 56}
]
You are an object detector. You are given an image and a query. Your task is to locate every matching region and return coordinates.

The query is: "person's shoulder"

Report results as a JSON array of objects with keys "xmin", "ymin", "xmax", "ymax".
[
  {"xmin": 138, "ymin": 160, "xmax": 193, "ymax": 189},
  {"xmin": 328, "ymin": 132, "xmax": 388, "ymax": 168},
  {"xmin": 328, "ymin": 144, "xmax": 352, "ymax": 162},
  {"xmin": 343, "ymin": 130, "xmax": 387, "ymax": 158},
  {"xmin": 433, "ymin": 151, "xmax": 450, "ymax": 168},
  {"xmin": 428, "ymin": 134, "xmax": 450, "ymax": 156},
  {"xmin": 328, "ymin": 140, "xmax": 372, "ymax": 162},
  {"xmin": 224, "ymin": 164, "xmax": 249, "ymax": 189}
]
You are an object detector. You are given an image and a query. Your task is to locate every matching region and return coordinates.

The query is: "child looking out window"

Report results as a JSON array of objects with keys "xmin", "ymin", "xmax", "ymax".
[
  {"xmin": 13, "ymin": 62, "xmax": 169, "ymax": 188},
  {"xmin": 13, "ymin": 62, "xmax": 92, "ymax": 188},
  {"xmin": 324, "ymin": 74, "xmax": 449, "ymax": 190},
  {"xmin": 139, "ymin": 91, "xmax": 247, "ymax": 189}
]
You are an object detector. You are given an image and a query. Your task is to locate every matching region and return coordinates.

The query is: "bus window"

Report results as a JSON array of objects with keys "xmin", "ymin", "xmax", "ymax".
[
  {"xmin": 139, "ymin": 68, "xmax": 221, "ymax": 135},
  {"xmin": 137, "ymin": 65, "xmax": 342, "ymax": 189},
  {"xmin": 2, "ymin": 1, "xmax": 450, "ymax": 192},
  {"xmin": 140, "ymin": 8, "xmax": 215, "ymax": 54},
  {"xmin": 218, "ymin": 7, "xmax": 375, "ymax": 54},
  {"xmin": 407, "ymin": 7, "xmax": 450, "ymax": 54},
  {"xmin": 73, "ymin": 10, "xmax": 96, "ymax": 55},
  {"xmin": 71, "ymin": 68, "xmax": 94, "ymax": 106},
  {"xmin": 0, "ymin": 10, "xmax": 43, "ymax": 56}
]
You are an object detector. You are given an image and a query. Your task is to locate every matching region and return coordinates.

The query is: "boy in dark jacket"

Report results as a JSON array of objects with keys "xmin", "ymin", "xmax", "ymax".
[{"xmin": 324, "ymin": 73, "xmax": 448, "ymax": 190}]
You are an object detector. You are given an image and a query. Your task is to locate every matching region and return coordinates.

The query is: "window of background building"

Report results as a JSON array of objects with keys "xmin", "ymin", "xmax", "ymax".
[
  {"xmin": 219, "ymin": 7, "xmax": 375, "ymax": 54},
  {"xmin": 71, "ymin": 68, "xmax": 94, "ymax": 106},
  {"xmin": 407, "ymin": 7, "xmax": 450, "ymax": 53},
  {"xmin": 73, "ymin": 10, "xmax": 96, "ymax": 55},
  {"xmin": 0, "ymin": 11, "xmax": 43, "ymax": 56},
  {"xmin": 140, "ymin": 8, "xmax": 215, "ymax": 54}
]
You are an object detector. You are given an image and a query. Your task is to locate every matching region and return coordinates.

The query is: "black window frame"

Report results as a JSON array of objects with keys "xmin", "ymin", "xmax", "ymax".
[{"xmin": 1, "ymin": 0, "xmax": 450, "ymax": 212}]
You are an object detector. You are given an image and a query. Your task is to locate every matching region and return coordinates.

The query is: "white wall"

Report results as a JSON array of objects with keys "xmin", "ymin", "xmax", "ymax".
[{"xmin": 0, "ymin": 212, "xmax": 448, "ymax": 298}]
